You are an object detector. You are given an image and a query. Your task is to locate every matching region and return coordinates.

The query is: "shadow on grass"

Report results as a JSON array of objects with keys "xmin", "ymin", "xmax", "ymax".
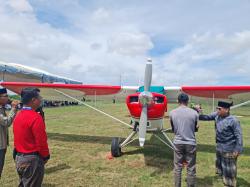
[
  {"xmin": 48, "ymin": 133, "xmax": 250, "ymax": 156},
  {"xmin": 47, "ymin": 132, "xmax": 170, "ymax": 147},
  {"xmin": 196, "ymin": 175, "xmax": 250, "ymax": 187},
  {"xmin": 196, "ymin": 175, "xmax": 216, "ymax": 187},
  {"xmin": 47, "ymin": 132, "xmax": 113, "ymax": 144},
  {"xmin": 48, "ymin": 132, "xmax": 174, "ymax": 174},
  {"xmin": 45, "ymin": 163, "xmax": 71, "ymax": 174},
  {"xmin": 42, "ymin": 184, "xmax": 56, "ymax": 187},
  {"xmin": 47, "ymin": 132, "xmax": 249, "ymax": 177},
  {"xmin": 237, "ymin": 177, "xmax": 250, "ymax": 187},
  {"xmin": 124, "ymin": 135, "xmax": 174, "ymax": 175},
  {"xmin": 197, "ymin": 144, "xmax": 250, "ymax": 156}
]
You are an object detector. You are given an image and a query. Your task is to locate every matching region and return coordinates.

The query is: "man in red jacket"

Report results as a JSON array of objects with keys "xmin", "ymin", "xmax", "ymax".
[{"xmin": 13, "ymin": 88, "xmax": 50, "ymax": 187}]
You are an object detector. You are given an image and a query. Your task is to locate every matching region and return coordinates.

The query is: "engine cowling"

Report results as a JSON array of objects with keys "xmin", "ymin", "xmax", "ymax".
[{"xmin": 126, "ymin": 92, "xmax": 167, "ymax": 120}]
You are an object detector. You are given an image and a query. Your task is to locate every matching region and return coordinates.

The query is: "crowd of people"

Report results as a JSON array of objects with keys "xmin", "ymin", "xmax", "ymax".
[
  {"xmin": 43, "ymin": 100, "xmax": 79, "ymax": 107},
  {"xmin": 0, "ymin": 88, "xmax": 244, "ymax": 187}
]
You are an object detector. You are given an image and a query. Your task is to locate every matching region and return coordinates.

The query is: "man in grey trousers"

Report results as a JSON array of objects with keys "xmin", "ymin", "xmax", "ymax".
[
  {"xmin": 0, "ymin": 88, "xmax": 18, "ymax": 178},
  {"xmin": 170, "ymin": 93, "xmax": 199, "ymax": 187}
]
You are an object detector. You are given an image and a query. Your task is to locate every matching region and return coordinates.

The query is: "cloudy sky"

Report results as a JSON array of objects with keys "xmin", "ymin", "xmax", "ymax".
[{"xmin": 0, "ymin": 0, "xmax": 250, "ymax": 86}]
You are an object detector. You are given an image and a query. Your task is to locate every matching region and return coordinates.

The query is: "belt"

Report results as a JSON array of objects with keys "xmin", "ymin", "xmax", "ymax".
[{"xmin": 16, "ymin": 152, "xmax": 39, "ymax": 156}]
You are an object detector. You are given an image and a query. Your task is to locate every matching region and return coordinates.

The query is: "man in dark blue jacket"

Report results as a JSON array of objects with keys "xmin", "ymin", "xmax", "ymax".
[{"xmin": 199, "ymin": 101, "xmax": 243, "ymax": 187}]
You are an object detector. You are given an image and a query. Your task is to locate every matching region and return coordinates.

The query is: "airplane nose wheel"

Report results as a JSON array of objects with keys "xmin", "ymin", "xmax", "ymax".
[{"xmin": 111, "ymin": 137, "xmax": 122, "ymax": 157}]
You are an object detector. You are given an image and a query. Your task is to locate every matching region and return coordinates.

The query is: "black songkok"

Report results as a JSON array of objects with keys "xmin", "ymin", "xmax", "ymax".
[
  {"xmin": 218, "ymin": 101, "xmax": 233, "ymax": 108},
  {"xmin": 0, "ymin": 88, "xmax": 7, "ymax": 94}
]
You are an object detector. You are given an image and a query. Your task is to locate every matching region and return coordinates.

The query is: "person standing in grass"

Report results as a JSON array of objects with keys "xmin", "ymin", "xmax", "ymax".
[
  {"xmin": 199, "ymin": 101, "xmax": 243, "ymax": 187},
  {"xmin": 13, "ymin": 88, "xmax": 50, "ymax": 187},
  {"xmin": 0, "ymin": 88, "xmax": 19, "ymax": 178},
  {"xmin": 170, "ymin": 93, "xmax": 199, "ymax": 187}
]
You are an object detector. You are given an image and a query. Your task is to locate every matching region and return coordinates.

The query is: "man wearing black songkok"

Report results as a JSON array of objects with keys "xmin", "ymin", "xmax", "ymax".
[{"xmin": 199, "ymin": 101, "xmax": 243, "ymax": 187}]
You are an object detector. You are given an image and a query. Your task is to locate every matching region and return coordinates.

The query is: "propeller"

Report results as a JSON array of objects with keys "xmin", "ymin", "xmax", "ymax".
[{"xmin": 138, "ymin": 58, "xmax": 153, "ymax": 147}]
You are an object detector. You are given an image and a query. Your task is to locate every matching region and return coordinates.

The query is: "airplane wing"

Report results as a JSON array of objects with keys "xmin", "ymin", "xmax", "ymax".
[
  {"xmin": 0, "ymin": 82, "xmax": 138, "ymax": 101},
  {"xmin": 164, "ymin": 86, "xmax": 250, "ymax": 102},
  {"xmin": 1, "ymin": 82, "xmax": 250, "ymax": 101},
  {"xmin": 182, "ymin": 86, "xmax": 250, "ymax": 100},
  {"xmin": 1, "ymin": 61, "xmax": 249, "ymax": 101}
]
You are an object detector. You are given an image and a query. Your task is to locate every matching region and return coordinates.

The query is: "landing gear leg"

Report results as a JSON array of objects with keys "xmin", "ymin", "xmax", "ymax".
[{"xmin": 153, "ymin": 130, "xmax": 175, "ymax": 150}]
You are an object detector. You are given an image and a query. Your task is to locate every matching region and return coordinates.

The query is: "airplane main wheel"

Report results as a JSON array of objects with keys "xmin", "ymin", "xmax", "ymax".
[{"xmin": 111, "ymin": 137, "xmax": 122, "ymax": 157}]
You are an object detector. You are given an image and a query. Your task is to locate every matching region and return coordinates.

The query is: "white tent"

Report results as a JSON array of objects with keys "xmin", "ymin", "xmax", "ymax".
[{"xmin": 0, "ymin": 61, "xmax": 82, "ymax": 84}]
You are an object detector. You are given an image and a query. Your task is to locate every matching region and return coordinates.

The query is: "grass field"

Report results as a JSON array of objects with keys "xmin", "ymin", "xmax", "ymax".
[{"xmin": 0, "ymin": 102, "xmax": 249, "ymax": 187}]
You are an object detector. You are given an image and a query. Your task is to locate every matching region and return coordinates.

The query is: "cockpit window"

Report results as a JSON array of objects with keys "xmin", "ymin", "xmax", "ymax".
[
  {"xmin": 129, "ymin": 96, "xmax": 138, "ymax": 103},
  {"xmin": 154, "ymin": 96, "xmax": 164, "ymax": 103}
]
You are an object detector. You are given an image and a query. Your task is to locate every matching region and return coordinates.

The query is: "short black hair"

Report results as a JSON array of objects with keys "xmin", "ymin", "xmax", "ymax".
[
  {"xmin": 178, "ymin": 93, "xmax": 189, "ymax": 104},
  {"xmin": 21, "ymin": 88, "xmax": 40, "ymax": 104}
]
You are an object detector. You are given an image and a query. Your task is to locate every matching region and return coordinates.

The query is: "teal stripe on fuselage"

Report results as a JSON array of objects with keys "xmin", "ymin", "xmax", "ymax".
[{"xmin": 137, "ymin": 86, "xmax": 165, "ymax": 94}]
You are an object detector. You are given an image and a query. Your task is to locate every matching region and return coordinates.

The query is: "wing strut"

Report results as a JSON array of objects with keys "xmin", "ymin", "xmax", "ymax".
[
  {"xmin": 231, "ymin": 100, "xmax": 250, "ymax": 110},
  {"xmin": 54, "ymin": 89, "xmax": 132, "ymax": 128}
]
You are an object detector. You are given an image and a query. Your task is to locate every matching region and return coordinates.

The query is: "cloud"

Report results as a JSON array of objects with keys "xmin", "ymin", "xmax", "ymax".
[
  {"xmin": 7, "ymin": 0, "xmax": 33, "ymax": 13},
  {"xmin": 153, "ymin": 32, "xmax": 250, "ymax": 85},
  {"xmin": 108, "ymin": 32, "xmax": 153, "ymax": 56},
  {"xmin": 92, "ymin": 8, "xmax": 111, "ymax": 24}
]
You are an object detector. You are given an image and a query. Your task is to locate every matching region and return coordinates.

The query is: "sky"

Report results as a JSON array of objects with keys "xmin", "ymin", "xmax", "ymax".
[{"xmin": 0, "ymin": 0, "xmax": 250, "ymax": 86}]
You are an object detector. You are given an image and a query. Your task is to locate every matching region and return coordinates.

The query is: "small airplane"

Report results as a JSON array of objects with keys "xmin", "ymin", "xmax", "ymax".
[{"xmin": 1, "ymin": 60, "xmax": 250, "ymax": 157}]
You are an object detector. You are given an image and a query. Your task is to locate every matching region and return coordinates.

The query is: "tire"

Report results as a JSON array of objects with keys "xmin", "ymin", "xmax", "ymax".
[{"xmin": 111, "ymin": 137, "xmax": 122, "ymax": 157}]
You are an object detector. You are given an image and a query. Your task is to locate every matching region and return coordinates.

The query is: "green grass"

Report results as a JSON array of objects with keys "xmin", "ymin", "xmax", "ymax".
[{"xmin": 0, "ymin": 102, "xmax": 249, "ymax": 187}]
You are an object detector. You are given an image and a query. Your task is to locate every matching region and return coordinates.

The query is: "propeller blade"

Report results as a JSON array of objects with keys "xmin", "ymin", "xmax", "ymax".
[
  {"xmin": 144, "ymin": 59, "xmax": 152, "ymax": 92},
  {"xmin": 139, "ymin": 105, "xmax": 147, "ymax": 147}
]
